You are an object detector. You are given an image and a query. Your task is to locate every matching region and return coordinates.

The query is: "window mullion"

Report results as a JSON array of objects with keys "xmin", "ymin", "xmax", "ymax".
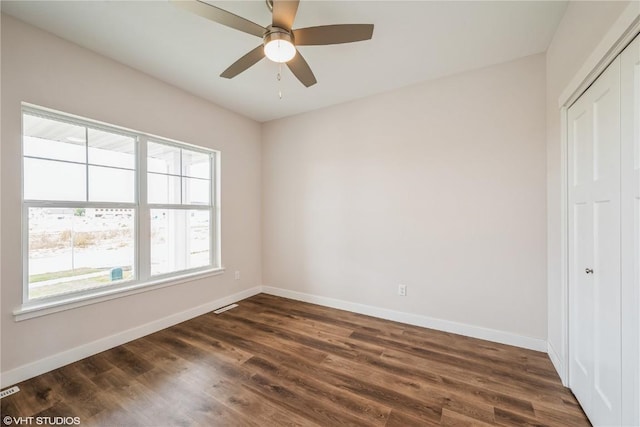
[
  {"xmin": 180, "ymin": 149, "xmax": 184, "ymax": 205},
  {"xmin": 85, "ymin": 127, "xmax": 89, "ymax": 202},
  {"xmin": 138, "ymin": 136, "xmax": 151, "ymax": 282},
  {"xmin": 211, "ymin": 152, "xmax": 218, "ymax": 268},
  {"xmin": 147, "ymin": 204, "xmax": 210, "ymax": 210},
  {"xmin": 23, "ymin": 201, "xmax": 137, "ymax": 209},
  {"xmin": 22, "ymin": 204, "xmax": 30, "ymax": 303}
]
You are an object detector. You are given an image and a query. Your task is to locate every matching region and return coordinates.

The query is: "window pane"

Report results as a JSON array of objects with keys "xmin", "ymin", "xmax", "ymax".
[
  {"xmin": 151, "ymin": 209, "xmax": 210, "ymax": 276},
  {"xmin": 148, "ymin": 141, "xmax": 180, "ymax": 175},
  {"xmin": 28, "ymin": 207, "xmax": 135, "ymax": 300},
  {"xmin": 182, "ymin": 150, "xmax": 210, "ymax": 179},
  {"xmin": 189, "ymin": 210, "xmax": 211, "ymax": 269},
  {"xmin": 23, "ymin": 114, "xmax": 86, "ymax": 163},
  {"xmin": 24, "ymin": 158, "xmax": 86, "ymax": 201},
  {"xmin": 147, "ymin": 172, "xmax": 180, "ymax": 204},
  {"xmin": 183, "ymin": 177, "xmax": 210, "ymax": 205},
  {"xmin": 89, "ymin": 166, "xmax": 135, "ymax": 203},
  {"xmin": 88, "ymin": 128, "xmax": 135, "ymax": 169}
]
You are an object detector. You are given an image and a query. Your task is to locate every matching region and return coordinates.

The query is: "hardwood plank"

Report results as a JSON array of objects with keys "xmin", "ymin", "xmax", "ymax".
[
  {"xmin": 494, "ymin": 407, "xmax": 550, "ymax": 427},
  {"xmin": 38, "ymin": 366, "xmax": 103, "ymax": 419},
  {"xmin": 223, "ymin": 309, "xmax": 385, "ymax": 360},
  {"xmin": 220, "ymin": 312, "xmax": 387, "ymax": 361},
  {"xmin": 134, "ymin": 368, "xmax": 255, "ymax": 427},
  {"xmin": 189, "ymin": 312, "xmax": 331, "ymax": 366},
  {"xmin": 32, "ymin": 401, "xmax": 84, "ymax": 420},
  {"xmin": 88, "ymin": 366, "xmax": 135, "ymax": 391},
  {"xmin": 350, "ymin": 331, "xmax": 566, "ymax": 392},
  {"xmin": 0, "ymin": 375, "xmax": 60, "ymax": 416},
  {"xmin": 376, "ymin": 348, "xmax": 582, "ymax": 416},
  {"xmin": 385, "ymin": 409, "xmax": 440, "ymax": 427},
  {"xmin": 240, "ymin": 299, "xmax": 361, "ymax": 338},
  {"xmin": 246, "ymin": 371, "xmax": 378, "ymax": 426},
  {"xmin": 0, "ymin": 294, "xmax": 589, "ymax": 426},
  {"xmin": 250, "ymin": 294, "xmax": 408, "ymax": 335},
  {"xmin": 395, "ymin": 330, "xmax": 557, "ymax": 377},
  {"xmin": 70, "ymin": 353, "xmax": 114, "ymax": 380},
  {"xmin": 255, "ymin": 295, "xmax": 549, "ymax": 375},
  {"xmin": 132, "ymin": 325, "xmax": 322, "ymax": 426},
  {"xmin": 243, "ymin": 355, "xmax": 391, "ymax": 426},
  {"xmin": 181, "ymin": 316, "xmax": 397, "ymax": 425},
  {"xmin": 367, "ymin": 348, "xmax": 539, "ymax": 414},
  {"xmin": 249, "ymin": 355, "xmax": 444, "ymax": 424},
  {"xmin": 321, "ymin": 354, "xmax": 496, "ymax": 424},
  {"xmin": 441, "ymin": 408, "xmax": 496, "ymax": 427},
  {"xmin": 532, "ymin": 402, "xmax": 591, "ymax": 426},
  {"xmin": 100, "ymin": 345, "xmax": 154, "ymax": 378}
]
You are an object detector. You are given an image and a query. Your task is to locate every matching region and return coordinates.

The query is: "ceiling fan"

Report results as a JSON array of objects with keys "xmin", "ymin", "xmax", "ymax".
[{"xmin": 170, "ymin": 0, "xmax": 374, "ymax": 87}]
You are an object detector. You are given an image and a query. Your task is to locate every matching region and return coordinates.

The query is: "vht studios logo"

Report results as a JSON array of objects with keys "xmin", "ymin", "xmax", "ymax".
[{"xmin": 3, "ymin": 416, "xmax": 81, "ymax": 426}]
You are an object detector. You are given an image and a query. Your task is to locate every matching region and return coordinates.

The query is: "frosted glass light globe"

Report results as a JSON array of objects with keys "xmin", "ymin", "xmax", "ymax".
[{"xmin": 264, "ymin": 36, "xmax": 296, "ymax": 63}]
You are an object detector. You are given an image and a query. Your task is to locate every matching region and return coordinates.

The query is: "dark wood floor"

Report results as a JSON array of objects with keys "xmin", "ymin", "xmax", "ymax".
[{"xmin": 1, "ymin": 294, "xmax": 589, "ymax": 426}]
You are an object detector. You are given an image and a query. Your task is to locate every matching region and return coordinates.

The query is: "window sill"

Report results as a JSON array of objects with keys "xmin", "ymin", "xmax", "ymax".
[{"xmin": 13, "ymin": 268, "xmax": 226, "ymax": 322}]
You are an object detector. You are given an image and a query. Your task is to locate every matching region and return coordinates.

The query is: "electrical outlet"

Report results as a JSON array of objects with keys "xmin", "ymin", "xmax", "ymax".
[
  {"xmin": 235, "ymin": 271, "xmax": 240, "ymax": 280},
  {"xmin": 398, "ymin": 284, "xmax": 407, "ymax": 296}
]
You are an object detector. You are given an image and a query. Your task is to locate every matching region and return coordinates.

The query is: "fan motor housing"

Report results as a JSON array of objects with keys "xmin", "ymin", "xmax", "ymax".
[{"xmin": 263, "ymin": 25, "xmax": 294, "ymax": 46}]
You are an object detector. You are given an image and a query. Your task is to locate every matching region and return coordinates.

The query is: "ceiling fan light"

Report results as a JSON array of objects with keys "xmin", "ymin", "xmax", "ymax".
[{"xmin": 264, "ymin": 33, "xmax": 296, "ymax": 63}]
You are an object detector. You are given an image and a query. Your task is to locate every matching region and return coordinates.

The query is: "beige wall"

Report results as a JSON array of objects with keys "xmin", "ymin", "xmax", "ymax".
[
  {"xmin": 545, "ymin": 0, "xmax": 630, "ymax": 370},
  {"xmin": 262, "ymin": 54, "xmax": 547, "ymax": 341},
  {"xmin": 0, "ymin": 15, "xmax": 262, "ymax": 374}
]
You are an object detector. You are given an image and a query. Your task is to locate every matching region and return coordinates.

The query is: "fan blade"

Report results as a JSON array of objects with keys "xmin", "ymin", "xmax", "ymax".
[
  {"xmin": 220, "ymin": 45, "xmax": 265, "ymax": 79},
  {"xmin": 293, "ymin": 24, "xmax": 374, "ymax": 46},
  {"xmin": 272, "ymin": 0, "xmax": 299, "ymax": 31},
  {"xmin": 286, "ymin": 50, "xmax": 317, "ymax": 87},
  {"xmin": 170, "ymin": 0, "xmax": 265, "ymax": 38}
]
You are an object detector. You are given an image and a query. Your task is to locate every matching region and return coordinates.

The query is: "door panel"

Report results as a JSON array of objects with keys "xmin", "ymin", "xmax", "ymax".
[
  {"xmin": 590, "ymin": 58, "xmax": 622, "ymax": 427},
  {"xmin": 620, "ymin": 34, "xmax": 640, "ymax": 427},
  {"xmin": 592, "ymin": 87, "xmax": 618, "ymax": 183},
  {"xmin": 569, "ymin": 56, "xmax": 622, "ymax": 427},
  {"xmin": 572, "ymin": 110, "xmax": 591, "ymax": 189},
  {"xmin": 569, "ymin": 83, "xmax": 594, "ymax": 415},
  {"xmin": 571, "ymin": 202, "xmax": 592, "ymax": 392},
  {"xmin": 592, "ymin": 199, "xmax": 621, "ymax": 420}
]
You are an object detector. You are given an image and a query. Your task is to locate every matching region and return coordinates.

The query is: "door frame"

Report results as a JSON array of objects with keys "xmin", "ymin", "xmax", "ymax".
[{"xmin": 557, "ymin": 2, "xmax": 640, "ymax": 424}]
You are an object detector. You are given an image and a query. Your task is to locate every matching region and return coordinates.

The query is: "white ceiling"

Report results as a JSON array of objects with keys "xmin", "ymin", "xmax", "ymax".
[{"xmin": 2, "ymin": 0, "xmax": 567, "ymax": 122}]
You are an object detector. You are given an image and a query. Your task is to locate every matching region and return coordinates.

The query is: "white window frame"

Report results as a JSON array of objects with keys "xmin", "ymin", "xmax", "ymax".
[
  {"xmin": 143, "ymin": 137, "xmax": 218, "ymax": 280},
  {"xmin": 16, "ymin": 104, "xmax": 222, "ymax": 320}
]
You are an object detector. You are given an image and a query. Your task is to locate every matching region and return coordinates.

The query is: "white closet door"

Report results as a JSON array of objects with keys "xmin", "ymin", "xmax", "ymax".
[
  {"xmin": 621, "ymin": 34, "xmax": 640, "ymax": 427},
  {"xmin": 568, "ymin": 56, "xmax": 622, "ymax": 427},
  {"xmin": 568, "ymin": 84, "xmax": 595, "ymax": 411}
]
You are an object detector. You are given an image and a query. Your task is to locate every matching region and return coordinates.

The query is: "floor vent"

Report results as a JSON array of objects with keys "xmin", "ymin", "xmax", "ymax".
[
  {"xmin": 0, "ymin": 386, "xmax": 20, "ymax": 399},
  {"xmin": 214, "ymin": 303, "xmax": 238, "ymax": 314}
]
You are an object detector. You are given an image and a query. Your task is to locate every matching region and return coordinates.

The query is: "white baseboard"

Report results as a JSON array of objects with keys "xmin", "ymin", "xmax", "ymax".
[
  {"xmin": 262, "ymin": 286, "xmax": 547, "ymax": 352},
  {"xmin": 547, "ymin": 341, "xmax": 567, "ymax": 386},
  {"xmin": 0, "ymin": 286, "xmax": 262, "ymax": 388}
]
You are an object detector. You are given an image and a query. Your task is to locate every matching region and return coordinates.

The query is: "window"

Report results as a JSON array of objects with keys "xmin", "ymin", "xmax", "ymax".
[
  {"xmin": 147, "ymin": 140, "xmax": 213, "ymax": 276},
  {"xmin": 22, "ymin": 106, "xmax": 219, "ymax": 304}
]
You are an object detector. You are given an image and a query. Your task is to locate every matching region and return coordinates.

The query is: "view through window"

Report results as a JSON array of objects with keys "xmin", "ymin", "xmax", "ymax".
[
  {"xmin": 147, "ymin": 140, "xmax": 212, "ymax": 276},
  {"xmin": 23, "ymin": 108, "xmax": 218, "ymax": 302}
]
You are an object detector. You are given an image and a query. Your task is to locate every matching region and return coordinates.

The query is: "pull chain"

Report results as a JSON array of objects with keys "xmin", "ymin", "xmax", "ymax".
[{"xmin": 277, "ymin": 63, "xmax": 283, "ymax": 99}]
